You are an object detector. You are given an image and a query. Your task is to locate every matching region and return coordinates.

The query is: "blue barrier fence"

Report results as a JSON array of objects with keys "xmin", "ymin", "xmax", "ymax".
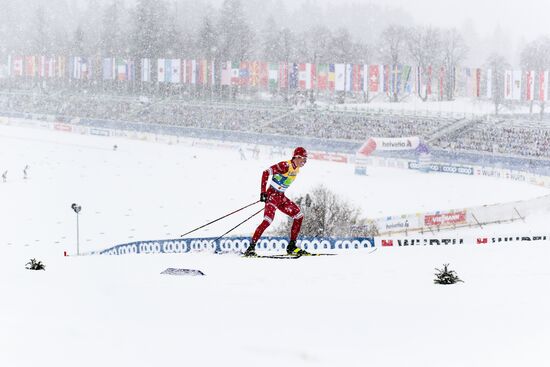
[{"xmin": 98, "ymin": 236, "xmax": 375, "ymax": 256}]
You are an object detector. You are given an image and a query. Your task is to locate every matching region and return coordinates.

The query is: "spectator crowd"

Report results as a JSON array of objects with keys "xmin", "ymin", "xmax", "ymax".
[{"xmin": 1, "ymin": 89, "xmax": 549, "ymax": 160}]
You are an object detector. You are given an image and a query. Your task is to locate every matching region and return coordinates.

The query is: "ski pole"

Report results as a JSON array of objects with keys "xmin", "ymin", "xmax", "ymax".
[
  {"xmin": 210, "ymin": 207, "xmax": 264, "ymax": 244},
  {"xmin": 180, "ymin": 200, "xmax": 260, "ymax": 237}
]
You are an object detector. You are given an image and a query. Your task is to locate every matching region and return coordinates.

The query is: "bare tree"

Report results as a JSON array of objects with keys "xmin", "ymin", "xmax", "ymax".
[
  {"xmin": 407, "ymin": 26, "xmax": 441, "ymax": 101},
  {"xmin": 485, "ymin": 53, "xmax": 510, "ymax": 115},
  {"xmin": 440, "ymin": 28, "xmax": 468, "ymax": 101},
  {"xmin": 378, "ymin": 25, "xmax": 408, "ymax": 102},
  {"xmin": 277, "ymin": 28, "xmax": 297, "ymax": 63},
  {"xmin": 328, "ymin": 28, "xmax": 353, "ymax": 63},
  {"xmin": 520, "ymin": 36, "xmax": 550, "ymax": 118}
]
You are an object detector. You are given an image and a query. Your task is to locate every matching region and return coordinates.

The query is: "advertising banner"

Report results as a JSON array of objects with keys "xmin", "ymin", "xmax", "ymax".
[{"xmin": 424, "ymin": 211, "xmax": 467, "ymax": 227}]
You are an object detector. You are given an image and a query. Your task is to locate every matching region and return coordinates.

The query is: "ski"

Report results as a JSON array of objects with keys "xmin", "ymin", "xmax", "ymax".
[
  {"xmin": 242, "ymin": 253, "xmax": 337, "ymax": 259},
  {"xmin": 243, "ymin": 254, "xmax": 300, "ymax": 259},
  {"xmin": 300, "ymin": 253, "xmax": 337, "ymax": 257}
]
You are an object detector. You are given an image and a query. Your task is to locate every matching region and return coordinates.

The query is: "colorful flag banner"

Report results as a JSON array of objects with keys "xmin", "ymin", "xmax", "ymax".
[
  {"xmin": 486, "ymin": 69, "xmax": 492, "ymax": 99},
  {"xmin": 526, "ymin": 70, "xmax": 534, "ymax": 101},
  {"xmin": 141, "ymin": 59, "xmax": 151, "ymax": 82},
  {"xmin": 335, "ymin": 64, "xmax": 345, "ymax": 91},
  {"xmin": 540, "ymin": 71, "xmax": 548, "ymax": 102},
  {"xmin": 512, "ymin": 70, "xmax": 522, "ymax": 100}
]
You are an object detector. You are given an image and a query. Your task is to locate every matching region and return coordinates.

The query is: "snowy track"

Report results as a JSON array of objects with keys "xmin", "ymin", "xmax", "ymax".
[{"xmin": 1, "ymin": 124, "xmax": 550, "ymax": 367}]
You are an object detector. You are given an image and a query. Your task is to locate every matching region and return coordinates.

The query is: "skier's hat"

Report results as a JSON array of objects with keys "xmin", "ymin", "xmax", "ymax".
[{"xmin": 293, "ymin": 147, "xmax": 307, "ymax": 158}]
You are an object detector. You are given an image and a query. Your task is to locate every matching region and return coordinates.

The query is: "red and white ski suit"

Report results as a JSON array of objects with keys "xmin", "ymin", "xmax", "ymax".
[{"xmin": 251, "ymin": 160, "xmax": 303, "ymax": 243}]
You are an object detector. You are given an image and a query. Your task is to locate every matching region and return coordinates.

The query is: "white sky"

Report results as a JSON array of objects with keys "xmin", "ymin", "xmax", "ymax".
[{"xmin": 310, "ymin": 0, "xmax": 550, "ymax": 41}]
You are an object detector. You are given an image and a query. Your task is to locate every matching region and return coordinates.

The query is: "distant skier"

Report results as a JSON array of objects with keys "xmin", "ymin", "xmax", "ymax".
[
  {"xmin": 252, "ymin": 145, "xmax": 260, "ymax": 159},
  {"xmin": 23, "ymin": 165, "xmax": 29, "ymax": 179},
  {"xmin": 244, "ymin": 147, "xmax": 309, "ymax": 257},
  {"xmin": 2, "ymin": 170, "xmax": 7, "ymax": 183},
  {"xmin": 238, "ymin": 147, "xmax": 246, "ymax": 160},
  {"xmin": 113, "ymin": 144, "xmax": 118, "ymax": 151}
]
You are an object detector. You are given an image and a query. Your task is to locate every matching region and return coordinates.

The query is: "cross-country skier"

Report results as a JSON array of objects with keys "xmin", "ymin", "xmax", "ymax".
[
  {"xmin": 2, "ymin": 170, "xmax": 7, "ymax": 183},
  {"xmin": 244, "ymin": 147, "xmax": 309, "ymax": 257}
]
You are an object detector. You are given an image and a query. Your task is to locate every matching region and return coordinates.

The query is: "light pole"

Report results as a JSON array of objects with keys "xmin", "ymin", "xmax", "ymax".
[{"xmin": 71, "ymin": 203, "xmax": 82, "ymax": 255}]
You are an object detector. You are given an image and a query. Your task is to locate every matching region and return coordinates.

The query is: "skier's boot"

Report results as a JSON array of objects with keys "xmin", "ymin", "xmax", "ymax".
[
  {"xmin": 243, "ymin": 241, "xmax": 257, "ymax": 257},
  {"xmin": 286, "ymin": 239, "xmax": 310, "ymax": 256}
]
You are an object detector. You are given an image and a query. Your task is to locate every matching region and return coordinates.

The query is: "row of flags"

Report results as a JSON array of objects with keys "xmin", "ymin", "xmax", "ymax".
[{"xmin": 2, "ymin": 56, "xmax": 549, "ymax": 101}]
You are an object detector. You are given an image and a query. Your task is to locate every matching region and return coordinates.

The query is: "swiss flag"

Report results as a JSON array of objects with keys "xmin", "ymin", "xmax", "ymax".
[
  {"xmin": 476, "ymin": 238, "xmax": 488, "ymax": 244},
  {"xmin": 381, "ymin": 239, "xmax": 393, "ymax": 247},
  {"xmin": 368, "ymin": 65, "xmax": 380, "ymax": 92}
]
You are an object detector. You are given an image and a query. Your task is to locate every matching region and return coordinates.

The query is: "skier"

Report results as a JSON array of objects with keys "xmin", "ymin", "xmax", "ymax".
[
  {"xmin": 238, "ymin": 146, "xmax": 246, "ymax": 160},
  {"xmin": 2, "ymin": 170, "xmax": 7, "ymax": 183},
  {"xmin": 244, "ymin": 147, "xmax": 309, "ymax": 257},
  {"xmin": 23, "ymin": 165, "xmax": 29, "ymax": 179}
]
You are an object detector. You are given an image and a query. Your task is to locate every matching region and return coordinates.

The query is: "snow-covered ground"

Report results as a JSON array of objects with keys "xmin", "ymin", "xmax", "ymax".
[{"xmin": 1, "ymin": 124, "xmax": 550, "ymax": 367}]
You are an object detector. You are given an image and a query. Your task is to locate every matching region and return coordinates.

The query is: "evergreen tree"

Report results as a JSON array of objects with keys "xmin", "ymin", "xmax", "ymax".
[
  {"xmin": 30, "ymin": 6, "xmax": 51, "ymax": 55},
  {"xmin": 260, "ymin": 16, "xmax": 280, "ymax": 61},
  {"xmin": 197, "ymin": 15, "xmax": 218, "ymax": 59},
  {"xmin": 217, "ymin": 0, "xmax": 254, "ymax": 61},
  {"xmin": 100, "ymin": 1, "xmax": 123, "ymax": 56},
  {"xmin": 130, "ymin": 0, "xmax": 168, "ymax": 58}
]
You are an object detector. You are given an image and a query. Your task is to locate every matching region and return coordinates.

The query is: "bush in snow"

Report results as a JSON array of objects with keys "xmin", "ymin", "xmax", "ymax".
[
  {"xmin": 26, "ymin": 259, "xmax": 46, "ymax": 271},
  {"xmin": 276, "ymin": 185, "xmax": 378, "ymax": 237},
  {"xmin": 434, "ymin": 264, "xmax": 463, "ymax": 285}
]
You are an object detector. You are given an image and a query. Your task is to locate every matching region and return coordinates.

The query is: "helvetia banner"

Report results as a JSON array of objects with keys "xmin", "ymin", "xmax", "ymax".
[{"xmin": 358, "ymin": 136, "xmax": 420, "ymax": 156}]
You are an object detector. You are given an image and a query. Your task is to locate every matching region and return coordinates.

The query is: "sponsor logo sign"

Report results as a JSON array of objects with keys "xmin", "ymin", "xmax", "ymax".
[
  {"xmin": 409, "ymin": 162, "xmax": 473, "ymax": 175},
  {"xmin": 373, "ymin": 136, "xmax": 420, "ymax": 150},
  {"xmin": 99, "ymin": 236, "xmax": 375, "ymax": 255},
  {"xmin": 381, "ymin": 239, "xmax": 393, "ymax": 247},
  {"xmin": 424, "ymin": 211, "xmax": 466, "ymax": 227},
  {"xmin": 54, "ymin": 123, "xmax": 72, "ymax": 132},
  {"xmin": 386, "ymin": 238, "xmax": 464, "ymax": 246},
  {"xmin": 90, "ymin": 128, "xmax": 110, "ymax": 136},
  {"xmin": 310, "ymin": 152, "xmax": 348, "ymax": 163},
  {"xmin": 505, "ymin": 172, "xmax": 527, "ymax": 182},
  {"xmin": 382, "ymin": 217, "xmax": 411, "ymax": 231},
  {"xmin": 488, "ymin": 235, "xmax": 548, "ymax": 243}
]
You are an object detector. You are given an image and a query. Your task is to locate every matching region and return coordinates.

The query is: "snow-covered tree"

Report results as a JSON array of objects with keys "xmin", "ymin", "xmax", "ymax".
[
  {"xmin": 484, "ymin": 53, "xmax": 510, "ymax": 115},
  {"xmin": 378, "ymin": 25, "xmax": 408, "ymax": 102},
  {"xmin": 520, "ymin": 36, "xmax": 550, "ymax": 118},
  {"xmin": 328, "ymin": 28, "xmax": 353, "ymax": 63},
  {"xmin": 217, "ymin": 0, "xmax": 254, "ymax": 62},
  {"xmin": 407, "ymin": 26, "xmax": 441, "ymax": 101},
  {"xmin": 100, "ymin": 1, "xmax": 124, "ymax": 56},
  {"xmin": 440, "ymin": 28, "xmax": 468, "ymax": 101}
]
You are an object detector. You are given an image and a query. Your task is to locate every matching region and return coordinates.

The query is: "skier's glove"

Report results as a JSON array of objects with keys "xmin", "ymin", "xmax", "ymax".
[{"xmin": 260, "ymin": 192, "xmax": 268, "ymax": 202}]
